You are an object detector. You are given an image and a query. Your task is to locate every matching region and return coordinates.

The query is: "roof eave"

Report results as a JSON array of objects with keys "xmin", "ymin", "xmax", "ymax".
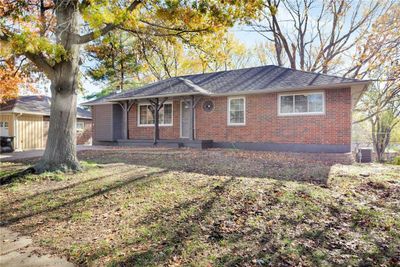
[
  {"xmin": 210, "ymin": 81, "xmax": 372, "ymax": 97},
  {"xmin": 83, "ymin": 80, "xmax": 371, "ymax": 105},
  {"xmin": 99, "ymin": 92, "xmax": 203, "ymax": 103},
  {"xmin": 81, "ymin": 101, "xmax": 110, "ymax": 106},
  {"xmin": 4, "ymin": 107, "xmax": 50, "ymax": 116},
  {"xmin": 1, "ymin": 107, "xmax": 92, "ymax": 119}
]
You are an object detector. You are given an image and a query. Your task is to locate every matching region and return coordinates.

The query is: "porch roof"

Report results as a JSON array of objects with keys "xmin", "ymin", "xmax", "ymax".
[{"xmin": 83, "ymin": 65, "xmax": 371, "ymax": 105}]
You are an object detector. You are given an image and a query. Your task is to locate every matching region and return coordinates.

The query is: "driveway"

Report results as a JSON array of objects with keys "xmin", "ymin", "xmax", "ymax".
[
  {"xmin": 0, "ymin": 145, "xmax": 107, "ymax": 162},
  {"xmin": 0, "ymin": 227, "xmax": 74, "ymax": 267}
]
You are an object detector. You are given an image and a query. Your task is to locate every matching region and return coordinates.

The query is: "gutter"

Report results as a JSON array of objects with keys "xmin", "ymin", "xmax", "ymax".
[
  {"xmin": 210, "ymin": 81, "xmax": 372, "ymax": 97},
  {"xmin": 106, "ymin": 92, "xmax": 203, "ymax": 102}
]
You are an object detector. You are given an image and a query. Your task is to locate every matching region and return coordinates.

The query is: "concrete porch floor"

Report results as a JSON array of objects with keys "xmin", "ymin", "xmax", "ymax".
[{"xmin": 116, "ymin": 139, "xmax": 213, "ymax": 149}]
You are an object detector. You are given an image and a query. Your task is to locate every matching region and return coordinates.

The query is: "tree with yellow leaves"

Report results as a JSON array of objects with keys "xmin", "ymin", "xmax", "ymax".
[
  {"xmin": 354, "ymin": 3, "xmax": 400, "ymax": 161},
  {"xmin": 0, "ymin": 60, "xmax": 21, "ymax": 103},
  {"xmin": 1, "ymin": 0, "xmax": 263, "ymax": 172}
]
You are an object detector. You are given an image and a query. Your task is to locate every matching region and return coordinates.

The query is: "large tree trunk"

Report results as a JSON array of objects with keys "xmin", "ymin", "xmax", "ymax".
[
  {"xmin": 34, "ymin": 0, "xmax": 81, "ymax": 173},
  {"xmin": 35, "ymin": 86, "xmax": 80, "ymax": 172}
]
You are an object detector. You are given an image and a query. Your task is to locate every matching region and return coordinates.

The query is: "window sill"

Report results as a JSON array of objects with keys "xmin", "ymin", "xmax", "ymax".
[
  {"xmin": 137, "ymin": 124, "xmax": 173, "ymax": 127},
  {"xmin": 278, "ymin": 112, "xmax": 325, "ymax": 117},
  {"xmin": 227, "ymin": 123, "xmax": 246, "ymax": 126}
]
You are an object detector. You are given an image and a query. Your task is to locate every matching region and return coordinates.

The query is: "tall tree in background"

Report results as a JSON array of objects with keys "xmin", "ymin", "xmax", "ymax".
[
  {"xmin": 1, "ymin": 0, "xmax": 262, "ymax": 172},
  {"xmin": 360, "ymin": 80, "xmax": 400, "ymax": 161},
  {"xmin": 193, "ymin": 33, "xmax": 253, "ymax": 72},
  {"xmin": 354, "ymin": 3, "xmax": 400, "ymax": 160},
  {"xmin": 85, "ymin": 31, "xmax": 251, "ymax": 99},
  {"xmin": 129, "ymin": 31, "xmax": 251, "ymax": 78},
  {"xmin": 250, "ymin": 0, "xmax": 391, "ymax": 76},
  {"xmin": 134, "ymin": 36, "xmax": 198, "ymax": 80},
  {"xmin": 346, "ymin": 2, "xmax": 400, "ymax": 79},
  {"xmin": 86, "ymin": 31, "xmax": 141, "ymax": 92}
]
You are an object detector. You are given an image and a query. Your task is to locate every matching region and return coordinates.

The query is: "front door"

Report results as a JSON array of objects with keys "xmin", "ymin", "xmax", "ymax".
[{"xmin": 180, "ymin": 100, "xmax": 191, "ymax": 138}]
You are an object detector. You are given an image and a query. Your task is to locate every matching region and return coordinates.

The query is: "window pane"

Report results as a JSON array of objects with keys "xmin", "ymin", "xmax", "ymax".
[
  {"xmin": 77, "ymin": 122, "xmax": 84, "ymax": 131},
  {"xmin": 147, "ymin": 106, "xmax": 154, "ymax": 124},
  {"xmin": 163, "ymin": 104, "xmax": 172, "ymax": 124},
  {"xmin": 230, "ymin": 111, "xmax": 244, "ymax": 123},
  {"xmin": 295, "ymin": 95, "xmax": 307, "ymax": 113},
  {"xmin": 280, "ymin": 95, "xmax": 293, "ymax": 113},
  {"xmin": 139, "ymin": 105, "xmax": 148, "ymax": 124},
  {"xmin": 229, "ymin": 98, "xmax": 244, "ymax": 123},
  {"xmin": 308, "ymin": 94, "xmax": 323, "ymax": 112},
  {"xmin": 159, "ymin": 109, "xmax": 164, "ymax": 124},
  {"xmin": 230, "ymin": 99, "xmax": 243, "ymax": 111},
  {"xmin": 139, "ymin": 103, "xmax": 173, "ymax": 125}
]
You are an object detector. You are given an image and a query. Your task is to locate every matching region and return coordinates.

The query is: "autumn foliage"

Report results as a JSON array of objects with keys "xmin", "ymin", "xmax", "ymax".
[{"xmin": 0, "ymin": 60, "xmax": 22, "ymax": 103}]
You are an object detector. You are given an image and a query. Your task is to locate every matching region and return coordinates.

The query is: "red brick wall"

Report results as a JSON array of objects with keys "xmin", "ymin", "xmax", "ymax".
[
  {"xmin": 127, "ymin": 88, "xmax": 352, "ymax": 145},
  {"xmin": 43, "ymin": 116, "xmax": 92, "ymax": 145}
]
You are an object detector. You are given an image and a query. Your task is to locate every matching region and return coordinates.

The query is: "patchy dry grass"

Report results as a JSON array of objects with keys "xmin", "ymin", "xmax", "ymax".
[{"xmin": 0, "ymin": 148, "xmax": 399, "ymax": 266}]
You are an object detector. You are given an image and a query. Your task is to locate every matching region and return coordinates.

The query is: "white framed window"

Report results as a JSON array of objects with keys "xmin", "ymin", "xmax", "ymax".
[
  {"xmin": 138, "ymin": 102, "xmax": 173, "ymax": 126},
  {"xmin": 278, "ymin": 92, "xmax": 325, "ymax": 116},
  {"xmin": 228, "ymin": 96, "xmax": 246, "ymax": 125},
  {"xmin": 0, "ymin": 121, "xmax": 9, "ymax": 136},
  {"xmin": 76, "ymin": 121, "xmax": 85, "ymax": 132}
]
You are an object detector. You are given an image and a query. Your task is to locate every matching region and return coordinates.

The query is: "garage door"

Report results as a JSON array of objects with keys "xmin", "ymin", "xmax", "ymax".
[{"xmin": 16, "ymin": 115, "xmax": 44, "ymax": 150}]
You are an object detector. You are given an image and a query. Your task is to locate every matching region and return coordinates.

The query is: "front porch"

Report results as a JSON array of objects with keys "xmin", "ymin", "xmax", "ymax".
[
  {"xmin": 116, "ymin": 139, "xmax": 213, "ymax": 149},
  {"xmin": 109, "ymin": 95, "xmax": 203, "ymax": 145}
]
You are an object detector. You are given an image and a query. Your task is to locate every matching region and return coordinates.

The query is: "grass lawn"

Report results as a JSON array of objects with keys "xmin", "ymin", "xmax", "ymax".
[{"xmin": 0, "ymin": 148, "xmax": 399, "ymax": 266}]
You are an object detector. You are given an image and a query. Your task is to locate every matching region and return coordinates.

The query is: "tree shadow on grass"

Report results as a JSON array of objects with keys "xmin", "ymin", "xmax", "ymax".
[
  {"xmin": 78, "ymin": 149, "xmax": 353, "ymax": 186},
  {"xmin": 210, "ymin": 182, "xmax": 400, "ymax": 267},
  {"xmin": 0, "ymin": 169, "xmax": 168, "ymax": 228},
  {"xmin": 1, "ymin": 166, "xmax": 138, "ymax": 210},
  {"xmin": 108, "ymin": 177, "xmax": 236, "ymax": 266},
  {"xmin": 0, "ymin": 167, "xmax": 35, "ymax": 185}
]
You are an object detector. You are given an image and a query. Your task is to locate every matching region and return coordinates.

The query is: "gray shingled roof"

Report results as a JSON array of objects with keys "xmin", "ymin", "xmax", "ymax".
[
  {"xmin": 81, "ymin": 92, "xmax": 121, "ymax": 106},
  {"xmin": 85, "ymin": 65, "xmax": 369, "ymax": 104},
  {"xmin": 0, "ymin": 95, "xmax": 92, "ymax": 119}
]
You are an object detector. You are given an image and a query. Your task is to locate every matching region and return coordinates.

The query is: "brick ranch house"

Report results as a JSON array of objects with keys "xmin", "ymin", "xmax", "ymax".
[
  {"xmin": 0, "ymin": 95, "xmax": 92, "ymax": 151},
  {"xmin": 83, "ymin": 65, "xmax": 370, "ymax": 153}
]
